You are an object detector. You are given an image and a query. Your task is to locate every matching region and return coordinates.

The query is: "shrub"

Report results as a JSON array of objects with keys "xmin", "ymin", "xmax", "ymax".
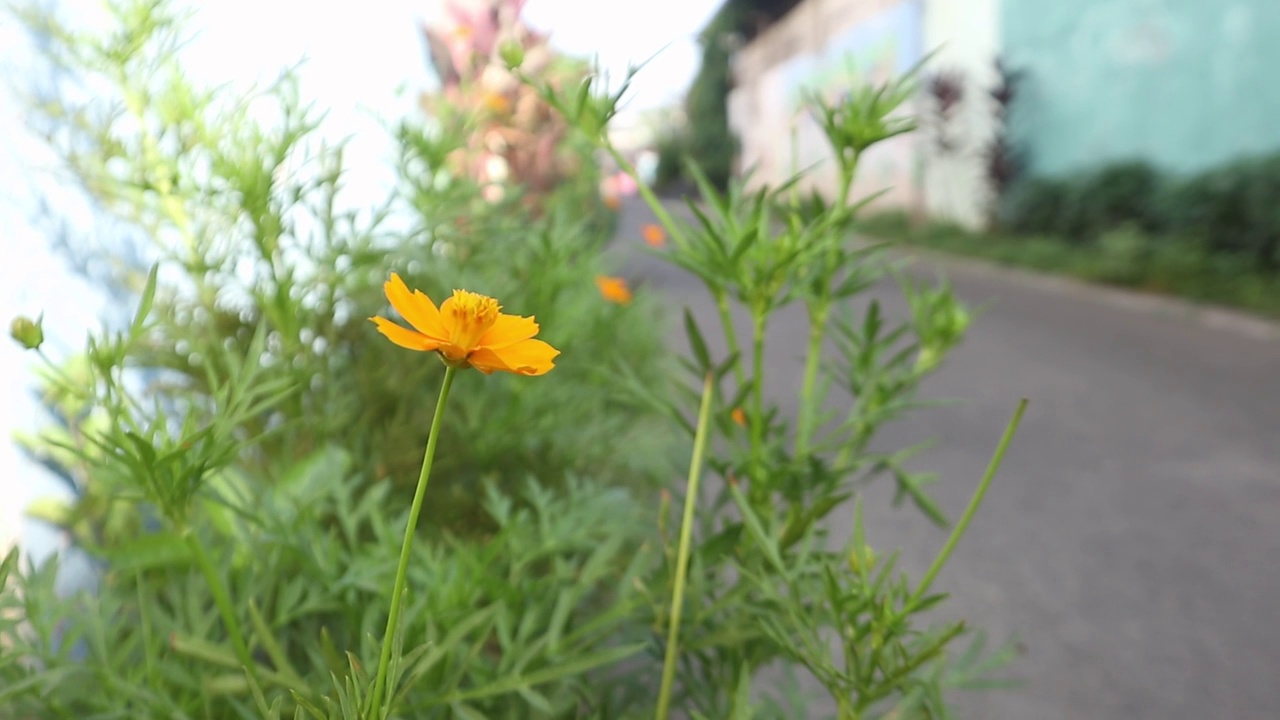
[
  {"xmin": 14, "ymin": 0, "xmax": 674, "ymax": 540},
  {"xmin": 4, "ymin": 436, "xmax": 653, "ymax": 718},
  {"xmin": 998, "ymin": 176, "xmax": 1078, "ymax": 239},
  {"xmin": 1001, "ymin": 161, "xmax": 1162, "ymax": 241},
  {"xmin": 1074, "ymin": 161, "xmax": 1164, "ymax": 236},
  {"xmin": 1161, "ymin": 153, "xmax": 1280, "ymax": 270},
  {"xmin": 653, "ymin": 129, "xmax": 688, "ymax": 193},
  {"xmin": 682, "ymin": 3, "xmax": 743, "ymax": 191},
  {"xmin": 1092, "ymin": 225, "xmax": 1153, "ymax": 284},
  {"xmin": 1001, "ymin": 152, "xmax": 1280, "ymax": 274}
]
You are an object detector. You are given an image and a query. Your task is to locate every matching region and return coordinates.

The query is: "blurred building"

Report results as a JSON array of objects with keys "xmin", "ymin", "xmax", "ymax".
[{"xmin": 727, "ymin": 0, "xmax": 1280, "ymax": 229}]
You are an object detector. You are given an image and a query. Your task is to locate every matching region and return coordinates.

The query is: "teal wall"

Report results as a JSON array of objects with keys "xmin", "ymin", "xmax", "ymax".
[{"xmin": 1002, "ymin": 0, "xmax": 1280, "ymax": 176}]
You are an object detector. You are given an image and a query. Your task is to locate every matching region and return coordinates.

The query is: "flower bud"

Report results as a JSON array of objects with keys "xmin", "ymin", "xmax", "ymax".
[
  {"xmin": 498, "ymin": 39, "xmax": 524, "ymax": 70},
  {"xmin": 10, "ymin": 315, "xmax": 44, "ymax": 350}
]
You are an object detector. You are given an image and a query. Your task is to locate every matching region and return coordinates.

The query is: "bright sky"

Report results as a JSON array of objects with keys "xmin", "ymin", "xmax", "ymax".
[
  {"xmin": 0, "ymin": 0, "xmax": 722, "ymax": 557},
  {"xmin": 181, "ymin": 0, "xmax": 723, "ymax": 120},
  {"xmin": 523, "ymin": 1, "xmax": 723, "ymax": 111}
]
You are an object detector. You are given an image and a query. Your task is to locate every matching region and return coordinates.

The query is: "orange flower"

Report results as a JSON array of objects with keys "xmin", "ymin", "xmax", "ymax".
[
  {"xmin": 481, "ymin": 92, "xmax": 512, "ymax": 115},
  {"xmin": 595, "ymin": 275, "xmax": 633, "ymax": 305},
  {"xmin": 642, "ymin": 223, "xmax": 666, "ymax": 248},
  {"xmin": 370, "ymin": 273, "xmax": 559, "ymax": 376},
  {"xmin": 731, "ymin": 407, "xmax": 747, "ymax": 427}
]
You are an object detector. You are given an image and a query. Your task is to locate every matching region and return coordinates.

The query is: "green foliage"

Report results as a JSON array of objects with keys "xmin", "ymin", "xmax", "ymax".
[
  {"xmin": 1161, "ymin": 153, "xmax": 1280, "ymax": 269},
  {"xmin": 807, "ymin": 63, "xmax": 923, "ymax": 179},
  {"xmin": 679, "ymin": 3, "xmax": 744, "ymax": 191},
  {"xmin": 2, "ymin": 441, "xmax": 652, "ymax": 718},
  {"xmin": 683, "ymin": 49, "xmax": 737, "ymax": 191},
  {"xmin": 15, "ymin": 0, "xmax": 674, "ymax": 540},
  {"xmin": 653, "ymin": 129, "xmax": 688, "ymax": 193},
  {"xmin": 998, "ymin": 176, "xmax": 1077, "ymax": 238},
  {"xmin": 1001, "ymin": 154, "xmax": 1280, "ymax": 270},
  {"xmin": 547, "ymin": 57, "xmax": 1020, "ymax": 718},
  {"xmin": 1000, "ymin": 160, "xmax": 1162, "ymax": 242},
  {"xmin": 1075, "ymin": 161, "xmax": 1164, "ymax": 236},
  {"xmin": 861, "ymin": 211, "xmax": 1280, "ymax": 318}
]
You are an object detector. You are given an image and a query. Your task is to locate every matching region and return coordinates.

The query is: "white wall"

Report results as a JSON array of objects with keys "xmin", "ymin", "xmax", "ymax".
[
  {"xmin": 729, "ymin": 0, "xmax": 923, "ymax": 210},
  {"xmin": 920, "ymin": 0, "xmax": 1001, "ymax": 229},
  {"xmin": 727, "ymin": 0, "xmax": 1001, "ymax": 228}
]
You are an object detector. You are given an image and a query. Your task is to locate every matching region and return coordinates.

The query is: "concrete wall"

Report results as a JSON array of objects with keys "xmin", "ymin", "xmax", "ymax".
[
  {"xmin": 1003, "ymin": 0, "xmax": 1280, "ymax": 176},
  {"xmin": 728, "ymin": 0, "xmax": 926, "ymax": 212},
  {"xmin": 920, "ymin": 0, "xmax": 1000, "ymax": 228},
  {"xmin": 728, "ymin": 0, "xmax": 1000, "ymax": 227},
  {"xmin": 729, "ymin": 0, "xmax": 1280, "ymax": 226}
]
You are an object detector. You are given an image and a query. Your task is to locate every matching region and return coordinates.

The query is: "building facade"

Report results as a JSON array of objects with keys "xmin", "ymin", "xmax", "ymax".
[{"xmin": 728, "ymin": 0, "xmax": 1280, "ymax": 229}]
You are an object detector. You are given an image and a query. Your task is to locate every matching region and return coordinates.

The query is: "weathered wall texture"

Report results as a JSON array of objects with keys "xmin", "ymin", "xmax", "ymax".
[
  {"xmin": 1004, "ymin": 0, "xmax": 1280, "ymax": 176},
  {"xmin": 728, "ymin": 0, "xmax": 1001, "ymax": 227},
  {"xmin": 728, "ymin": 0, "xmax": 926, "ymax": 212},
  {"xmin": 728, "ymin": 0, "xmax": 1280, "ymax": 227}
]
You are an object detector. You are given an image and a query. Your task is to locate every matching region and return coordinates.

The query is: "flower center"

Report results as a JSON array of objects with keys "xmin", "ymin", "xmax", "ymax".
[{"xmin": 448, "ymin": 289, "xmax": 501, "ymax": 351}]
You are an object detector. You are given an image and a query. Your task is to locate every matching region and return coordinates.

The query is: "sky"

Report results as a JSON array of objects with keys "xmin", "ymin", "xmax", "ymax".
[
  {"xmin": 0, "ymin": 0, "xmax": 722, "ymax": 558},
  {"xmin": 182, "ymin": 0, "xmax": 723, "ymax": 124}
]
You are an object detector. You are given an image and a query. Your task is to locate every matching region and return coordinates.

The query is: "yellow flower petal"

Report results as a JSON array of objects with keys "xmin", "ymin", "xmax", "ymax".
[
  {"xmin": 373, "ymin": 274, "xmax": 559, "ymax": 376},
  {"xmin": 386, "ymin": 273, "xmax": 448, "ymax": 339},
  {"xmin": 370, "ymin": 316, "xmax": 442, "ymax": 352},
  {"xmin": 478, "ymin": 313, "xmax": 539, "ymax": 349},
  {"xmin": 469, "ymin": 338, "xmax": 560, "ymax": 376}
]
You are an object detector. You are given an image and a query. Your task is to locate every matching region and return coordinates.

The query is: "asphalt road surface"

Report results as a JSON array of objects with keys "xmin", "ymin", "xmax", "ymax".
[{"xmin": 607, "ymin": 198, "xmax": 1280, "ymax": 720}]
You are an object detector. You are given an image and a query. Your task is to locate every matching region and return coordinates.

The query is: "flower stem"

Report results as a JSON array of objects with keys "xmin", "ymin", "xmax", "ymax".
[
  {"xmin": 908, "ymin": 398, "xmax": 1027, "ymax": 609},
  {"xmin": 184, "ymin": 531, "xmax": 255, "ymax": 677},
  {"xmin": 654, "ymin": 373, "xmax": 716, "ymax": 720},
  {"xmin": 749, "ymin": 310, "xmax": 767, "ymax": 498},
  {"xmin": 714, "ymin": 290, "xmax": 744, "ymax": 387},
  {"xmin": 369, "ymin": 365, "xmax": 458, "ymax": 719},
  {"xmin": 794, "ymin": 303, "xmax": 829, "ymax": 457}
]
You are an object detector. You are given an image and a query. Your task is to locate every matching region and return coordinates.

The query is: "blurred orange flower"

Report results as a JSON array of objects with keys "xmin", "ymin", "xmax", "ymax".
[
  {"xmin": 595, "ymin": 275, "xmax": 633, "ymax": 305},
  {"xmin": 642, "ymin": 223, "xmax": 666, "ymax": 248},
  {"xmin": 370, "ymin": 273, "xmax": 559, "ymax": 376},
  {"xmin": 731, "ymin": 407, "xmax": 747, "ymax": 427},
  {"xmin": 482, "ymin": 92, "xmax": 512, "ymax": 114}
]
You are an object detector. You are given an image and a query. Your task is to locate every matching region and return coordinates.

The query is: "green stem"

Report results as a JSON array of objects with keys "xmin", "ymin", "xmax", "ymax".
[
  {"xmin": 369, "ymin": 366, "xmax": 458, "ymax": 719},
  {"xmin": 654, "ymin": 373, "xmax": 716, "ymax": 720},
  {"xmin": 797, "ymin": 154, "xmax": 856, "ymax": 459},
  {"xmin": 184, "ymin": 532, "xmax": 255, "ymax": 676},
  {"xmin": 908, "ymin": 398, "xmax": 1027, "ymax": 609},
  {"xmin": 748, "ymin": 310, "xmax": 767, "ymax": 499},
  {"xmin": 714, "ymin": 290, "xmax": 744, "ymax": 387},
  {"xmin": 837, "ymin": 155, "xmax": 856, "ymax": 214},
  {"xmin": 794, "ymin": 303, "xmax": 829, "ymax": 457}
]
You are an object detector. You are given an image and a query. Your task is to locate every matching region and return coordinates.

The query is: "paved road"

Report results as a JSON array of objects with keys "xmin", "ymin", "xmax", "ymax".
[{"xmin": 609, "ymin": 199, "xmax": 1280, "ymax": 719}]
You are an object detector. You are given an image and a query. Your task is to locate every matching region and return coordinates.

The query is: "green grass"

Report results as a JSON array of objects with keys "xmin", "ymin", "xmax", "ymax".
[{"xmin": 860, "ymin": 212, "xmax": 1280, "ymax": 319}]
